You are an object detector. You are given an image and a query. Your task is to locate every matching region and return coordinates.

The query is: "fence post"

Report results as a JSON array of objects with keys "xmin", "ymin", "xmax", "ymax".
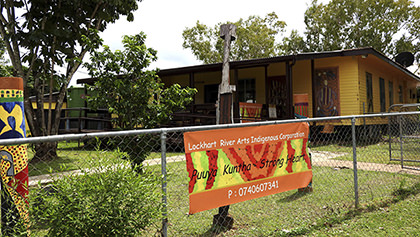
[
  {"xmin": 351, "ymin": 117, "xmax": 359, "ymax": 208},
  {"xmin": 399, "ymin": 115, "xmax": 404, "ymax": 168},
  {"xmin": 388, "ymin": 114, "xmax": 392, "ymax": 162},
  {"xmin": 160, "ymin": 130, "xmax": 168, "ymax": 237}
]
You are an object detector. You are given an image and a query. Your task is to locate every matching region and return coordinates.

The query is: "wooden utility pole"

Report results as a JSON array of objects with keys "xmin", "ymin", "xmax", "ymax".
[
  {"xmin": 213, "ymin": 24, "xmax": 236, "ymax": 229},
  {"xmin": 217, "ymin": 24, "xmax": 236, "ymax": 125}
]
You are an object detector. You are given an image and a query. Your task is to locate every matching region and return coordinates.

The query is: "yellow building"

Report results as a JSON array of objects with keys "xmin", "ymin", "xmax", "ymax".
[{"xmin": 158, "ymin": 47, "xmax": 420, "ymax": 127}]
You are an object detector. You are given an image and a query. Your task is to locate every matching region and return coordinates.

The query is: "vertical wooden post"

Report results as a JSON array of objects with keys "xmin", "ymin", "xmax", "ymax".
[
  {"xmin": 286, "ymin": 59, "xmax": 295, "ymax": 118},
  {"xmin": 233, "ymin": 69, "xmax": 239, "ymax": 122},
  {"xmin": 311, "ymin": 59, "xmax": 315, "ymax": 119},
  {"xmin": 0, "ymin": 77, "xmax": 29, "ymax": 235},
  {"xmin": 213, "ymin": 24, "xmax": 236, "ymax": 229},
  {"xmin": 189, "ymin": 73, "xmax": 196, "ymax": 125}
]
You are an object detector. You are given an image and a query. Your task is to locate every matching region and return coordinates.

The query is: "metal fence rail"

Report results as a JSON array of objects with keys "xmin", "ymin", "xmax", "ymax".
[{"xmin": 1, "ymin": 112, "xmax": 420, "ymax": 236}]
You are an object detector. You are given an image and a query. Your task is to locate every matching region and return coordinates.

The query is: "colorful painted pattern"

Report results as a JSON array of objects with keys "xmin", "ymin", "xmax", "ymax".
[
  {"xmin": 0, "ymin": 77, "xmax": 29, "ymax": 226},
  {"xmin": 186, "ymin": 138, "xmax": 311, "ymax": 194},
  {"xmin": 0, "ymin": 89, "xmax": 24, "ymax": 102},
  {"xmin": 314, "ymin": 68, "xmax": 340, "ymax": 117},
  {"xmin": 239, "ymin": 102, "xmax": 262, "ymax": 123}
]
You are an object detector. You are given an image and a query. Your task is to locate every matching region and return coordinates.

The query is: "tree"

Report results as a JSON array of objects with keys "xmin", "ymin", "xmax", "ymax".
[
  {"xmin": 0, "ymin": 0, "xmax": 141, "ymax": 160},
  {"xmin": 280, "ymin": 30, "xmax": 307, "ymax": 55},
  {"xmin": 182, "ymin": 12, "xmax": 286, "ymax": 64},
  {"xmin": 0, "ymin": 39, "xmax": 12, "ymax": 76},
  {"xmin": 284, "ymin": 0, "xmax": 420, "ymax": 71},
  {"xmin": 85, "ymin": 33, "xmax": 197, "ymax": 129},
  {"xmin": 84, "ymin": 33, "xmax": 196, "ymax": 171}
]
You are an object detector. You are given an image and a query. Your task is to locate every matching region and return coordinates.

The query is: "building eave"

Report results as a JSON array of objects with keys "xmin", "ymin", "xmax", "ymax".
[{"xmin": 77, "ymin": 47, "xmax": 420, "ymax": 84}]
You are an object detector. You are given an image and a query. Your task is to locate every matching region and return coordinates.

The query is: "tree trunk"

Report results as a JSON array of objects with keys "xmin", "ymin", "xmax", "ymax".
[{"xmin": 31, "ymin": 142, "xmax": 58, "ymax": 162}]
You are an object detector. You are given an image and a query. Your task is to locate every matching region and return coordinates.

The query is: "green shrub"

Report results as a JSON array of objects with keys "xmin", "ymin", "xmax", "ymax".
[
  {"xmin": 116, "ymin": 134, "xmax": 161, "ymax": 173},
  {"xmin": 0, "ymin": 193, "xmax": 29, "ymax": 236},
  {"xmin": 83, "ymin": 134, "xmax": 161, "ymax": 173},
  {"xmin": 30, "ymin": 158, "xmax": 162, "ymax": 236}
]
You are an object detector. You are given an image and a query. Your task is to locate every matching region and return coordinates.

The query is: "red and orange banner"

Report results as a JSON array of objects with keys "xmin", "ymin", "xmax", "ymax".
[
  {"xmin": 184, "ymin": 122, "xmax": 312, "ymax": 214},
  {"xmin": 239, "ymin": 102, "xmax": 262, "ymax": 123},
  {"xmin": 294, "ymin": 93, "xmax": 309, "ymax": 118}
]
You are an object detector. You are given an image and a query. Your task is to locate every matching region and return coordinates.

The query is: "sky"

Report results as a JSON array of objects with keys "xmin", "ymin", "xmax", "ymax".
[
  {"xmin": 72, "ymin": 0, "xmax": 326, "ymax": 83},
  {"xmin": 72, "ymin": 0, "xmax": 420, "ymax": 84},
  {"xmin": 101, "ymin": 0, "xmax": 322, "ymax": 68}
]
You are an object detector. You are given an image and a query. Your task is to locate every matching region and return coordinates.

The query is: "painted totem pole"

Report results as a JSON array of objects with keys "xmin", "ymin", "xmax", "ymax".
[{"xmin": 0, "ymin": 77, "xmax": 29, "ymax": 234}]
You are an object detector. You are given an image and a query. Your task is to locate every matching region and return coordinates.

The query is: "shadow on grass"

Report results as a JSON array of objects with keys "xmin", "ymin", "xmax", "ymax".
[
  {"xmin": 276, "ymin": 190, "xmax": 312, "ymax": 203},
  {"xmin": 199, "ymin": 224, "xmax": 232, "ymax": 237},
  {"xmin": 270, "ymin": 181, "xmax": 420, "ymax": 236}
]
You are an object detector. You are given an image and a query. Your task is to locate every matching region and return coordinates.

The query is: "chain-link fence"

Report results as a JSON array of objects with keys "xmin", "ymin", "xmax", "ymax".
[{"xmin": 1, "ymin": 112, "xmax": 420, "ymax": 236}]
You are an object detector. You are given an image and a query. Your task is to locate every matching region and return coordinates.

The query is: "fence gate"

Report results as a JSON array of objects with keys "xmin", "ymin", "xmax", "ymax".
[{"xmin": 388, "ymin": 103, "xmax": 420, "ymax": 170}]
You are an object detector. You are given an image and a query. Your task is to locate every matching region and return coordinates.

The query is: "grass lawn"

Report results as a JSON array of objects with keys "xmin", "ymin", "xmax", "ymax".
[
  {"xmin": 25, "ymin": 141, "xmax": 420, "ymax": 236},
  {"xmin": 28, "ymin": 137, "xmax": 420, "ymax": 177},
  {"xmin": 311, "ymin": 138, "xmax": 420, "ymax": 168},
  {"xmin": 28, "ymin": 141, "xmax": 182, "ymax": 177},
  {"xmin": 29, "ymin": 158, "xmax": 419, "ymax": 236},
  {"xmin": 305, "ymin": 183, "xmax": 420, "ymax": 236},
  {"xmin": 162, "ymin": 161, "xmax": 419, "ymax": 236}
]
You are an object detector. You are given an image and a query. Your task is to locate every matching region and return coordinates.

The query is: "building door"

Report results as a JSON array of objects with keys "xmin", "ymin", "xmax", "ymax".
[
  {"xmin": 314, "ymin": 67, "xmax": 340, "ymax": 117},
  {"xmin": 267, "ymin": 76, "xmax": 288, "ymax": 118}
]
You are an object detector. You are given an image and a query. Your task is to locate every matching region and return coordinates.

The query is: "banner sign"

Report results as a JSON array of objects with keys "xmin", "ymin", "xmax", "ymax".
[
  {"xmin": 184, "ymin": 122, "xmax": 312, "ymax": 214},
  {"xmin": 239, "ymin": 102, "xmax": 262, "ymax": 122},
  {"xmin": 293, "ymin": 94, "xmax": 309, "ymax": 118}
]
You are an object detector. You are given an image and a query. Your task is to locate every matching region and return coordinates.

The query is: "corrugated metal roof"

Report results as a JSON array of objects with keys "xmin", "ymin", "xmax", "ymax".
[
  {"xmin": 156, "ymin": 47, "xmax": 420, "ymax": 82},
  {"xmin": 77, "ymin": 47, "xmax": 420, "ymax": 84}
]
